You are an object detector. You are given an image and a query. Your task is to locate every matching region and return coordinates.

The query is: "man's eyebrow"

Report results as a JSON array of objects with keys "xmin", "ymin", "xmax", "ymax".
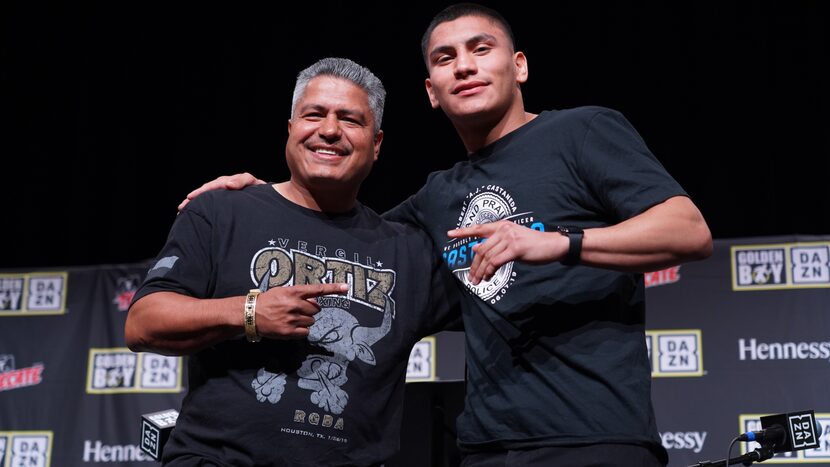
[
  {"xmin": 465, "ymin": 33, "xmax": 498, "ymax": 47},
  {"xmin": 297, "ymin": 103, "xmax": 326, "ymax": 113},
  {"xmin": 429, "ymin": 44, "xmax": 456, "ymax": 60},
  {"xmin": 429, "ymin": 33, "xmax": 499, "ymax": 59},
  {"xmin": 297, "ymin": 103, "xmax": 367, "ymax": 122},
  {"xmin": 337, "ymin": 108, "xmax": 367, "ymax": 122}
]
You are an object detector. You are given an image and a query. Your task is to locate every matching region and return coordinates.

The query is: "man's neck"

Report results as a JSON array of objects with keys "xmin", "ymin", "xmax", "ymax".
[
  {"xmin": 274, "ymin": 181, "xmax": 357, "ymax": 213},
  {"xmin": 455, "ymin": 106, "xmax": 537, "ymax": 154}
]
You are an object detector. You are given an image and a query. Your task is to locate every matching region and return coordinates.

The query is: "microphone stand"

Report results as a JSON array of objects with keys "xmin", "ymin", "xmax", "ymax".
[{"xmin": 689, "ymin": 443, "xmax": 777, "ymax": 467}]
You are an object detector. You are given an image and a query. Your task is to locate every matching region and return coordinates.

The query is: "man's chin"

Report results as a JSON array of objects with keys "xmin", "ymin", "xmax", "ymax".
[
  {"xmin": 445, "ymin": 103, "xmax": 496, "ymax": 122},
  {"xmin": 304, "ymin": 174, "xmax": 353, "ymax": 190}
]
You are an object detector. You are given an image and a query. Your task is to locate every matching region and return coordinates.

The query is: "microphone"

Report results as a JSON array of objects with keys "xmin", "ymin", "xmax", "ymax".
[
  {"xmin": 139, "ymin": 408, "xmax": 179, "ymax": 461},
  {"xmin": 738, "ymin": 424, "xmax": 786, "ymax": 443},
  {"xmin": 689, "ymin": 410, "xmax": 822, "ymax": 467},
  {"xmin": 738, "ymin": 410, "xmax": 821, "ymax": 453}
]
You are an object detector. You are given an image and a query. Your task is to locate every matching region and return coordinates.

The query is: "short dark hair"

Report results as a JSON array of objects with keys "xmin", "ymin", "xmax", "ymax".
[{"xmin": 421, "ymin": 3, "xmax": 517, "ymax": 64}]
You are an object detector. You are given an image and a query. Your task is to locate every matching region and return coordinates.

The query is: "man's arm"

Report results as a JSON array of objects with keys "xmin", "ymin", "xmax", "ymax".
[
  {"xmin": 125, "ymin": 283, "xmax": 349, "ymax": 356},
  {"xmin": 126, "ymin": 292, "xmax": 244, "ymax": 356},
  {"xmin": 448, "ymin": 195, "xmax": 712, "ymax": 285},
  {"xmin": 579, "ymin": 195, "xmax": 712, "ymax": 269}
]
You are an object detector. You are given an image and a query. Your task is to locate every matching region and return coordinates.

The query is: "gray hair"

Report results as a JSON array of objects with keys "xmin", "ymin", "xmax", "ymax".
[{"xmin": 291, "ymin": 57, "xmax": 386, "ymax": 133}]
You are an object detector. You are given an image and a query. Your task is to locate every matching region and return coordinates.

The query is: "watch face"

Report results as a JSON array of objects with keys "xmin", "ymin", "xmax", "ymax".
[{"xmin": 556, "ymin": 226, "xmax": 582, "ymax": 235}]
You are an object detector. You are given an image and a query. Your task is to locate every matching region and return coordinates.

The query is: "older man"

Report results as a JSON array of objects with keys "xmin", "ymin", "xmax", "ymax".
[{"xmin": 126, "ymin": 57, "xmax": 458, "ymax": 466}]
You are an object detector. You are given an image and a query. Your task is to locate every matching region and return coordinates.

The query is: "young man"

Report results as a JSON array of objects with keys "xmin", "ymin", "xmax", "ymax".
[
  {"xmin": 126, "ymin": 58, "xmax": 458, "ymax": 466},
  {"xmin": 388, "ymin": 5, "xmax": 711, "ymax": 465},
  {"xmin": 182, "ymin": 4, "xmax": 712, "ymax": 465}
]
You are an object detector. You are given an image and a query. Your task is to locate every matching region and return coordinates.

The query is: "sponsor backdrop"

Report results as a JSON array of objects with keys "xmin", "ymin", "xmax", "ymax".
[
  {"xmin": 647, "ymin": 235, "xmax": 830, "ymax": 466},
  {"xmin": 1, "ymin": 235, "xmax": 828, "ymax": 466}
]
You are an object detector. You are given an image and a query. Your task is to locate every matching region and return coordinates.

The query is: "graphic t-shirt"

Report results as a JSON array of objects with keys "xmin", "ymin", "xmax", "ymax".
[
  {"xmin": 132, "ymin": 184, "xmax": 458, "ymax": 467},
  {"xmin": 386, "ymin": 107, "xmax": 685, "ymax": 461}
]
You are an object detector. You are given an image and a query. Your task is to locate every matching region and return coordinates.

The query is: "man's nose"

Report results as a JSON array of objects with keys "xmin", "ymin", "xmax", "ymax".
[
  {"xmin": 453, "ymin": 51, "xmax": 477, "ymax": 77},
  {"xmin": 318, "ymin": 114, "xmax": 342, "ymax": 140}
]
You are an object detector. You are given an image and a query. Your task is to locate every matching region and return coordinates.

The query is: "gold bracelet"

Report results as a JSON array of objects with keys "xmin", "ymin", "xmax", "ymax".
[{"xmin": 244, "ymin": 289, "xmax": 261, "ymax": 343}]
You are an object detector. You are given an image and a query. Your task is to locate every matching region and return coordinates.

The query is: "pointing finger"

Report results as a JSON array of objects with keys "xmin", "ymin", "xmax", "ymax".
[
  {"xmin": 447, "ymin": 223, "xmax": 495, "ymax": 239},
  {"xmin": 294, "ymin": 283, "xmax": 350, "ymax": 299}
]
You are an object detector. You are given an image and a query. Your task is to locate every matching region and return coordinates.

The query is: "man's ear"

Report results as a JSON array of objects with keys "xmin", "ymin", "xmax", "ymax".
[
  {"xmin": 373, "ymin": 130, "xmax": 384, "ymax": 161},
  {"xmin": 425, "ymin": 78, "xmax": 440, "ymax": 109},
  {"xmin": 514, "ymin": 51, "xmax": 528, "ymax": 85}
]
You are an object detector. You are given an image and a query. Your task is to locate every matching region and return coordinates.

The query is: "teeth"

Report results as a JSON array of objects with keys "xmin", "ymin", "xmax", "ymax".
[{"xmin": 316, "ymin": 149, "xmax": 337, "ymax": 155}]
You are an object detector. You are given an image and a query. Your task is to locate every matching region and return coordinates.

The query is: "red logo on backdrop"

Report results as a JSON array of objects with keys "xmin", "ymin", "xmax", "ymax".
[
  {"xmin": 113, "ymin": 275, "xmax": 141, "ymax": 311},
  {"xmin": 0, "ymin": 354, "xmax": 44, "ymax": 392},
  {"xmin": 645, "ymin": 266, "xmax": 681, "ymax": 288}
]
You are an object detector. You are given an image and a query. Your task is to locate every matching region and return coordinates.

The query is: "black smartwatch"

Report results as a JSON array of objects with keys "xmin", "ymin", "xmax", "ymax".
[{"xmin": 555, "ymin": 226, "xmax": 584, "ymax": 266}]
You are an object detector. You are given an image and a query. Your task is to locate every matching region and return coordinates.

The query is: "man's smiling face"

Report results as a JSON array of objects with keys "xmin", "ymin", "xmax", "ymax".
[{"xmin": 286, "ymin": 76, "xmax": 383, "ymax": 192}]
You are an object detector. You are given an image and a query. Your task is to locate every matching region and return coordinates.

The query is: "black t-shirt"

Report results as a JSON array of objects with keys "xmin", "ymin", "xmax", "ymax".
[
  {"xmin": 132, "ymin": 184, "xmax": 459, "ymax": 467},
  {"xmin": 386, "ymin": 107, "xmax": 685, "ymax": 461}
]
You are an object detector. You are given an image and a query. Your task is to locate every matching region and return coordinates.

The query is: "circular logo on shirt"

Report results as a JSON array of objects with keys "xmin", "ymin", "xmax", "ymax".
[
  {"xmin": 461, "ymin": 192, "xmax": 512, "ymax": 228},
  {"xmin": 445, "ymin": 185, "xmax": 524, "ymax": 304}
]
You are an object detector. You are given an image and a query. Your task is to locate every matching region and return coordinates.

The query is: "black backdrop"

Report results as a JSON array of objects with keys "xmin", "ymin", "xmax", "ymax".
[
  {"xmin": 2, "ymin": 3, "xmax": 830, "ymax": 466},
  {"xmin": 1, "ymin": 1, "xmax": 828, "ymax": 268}
]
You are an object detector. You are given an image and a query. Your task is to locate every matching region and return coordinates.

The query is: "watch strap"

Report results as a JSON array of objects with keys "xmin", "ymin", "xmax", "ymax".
[{"xmin": 556, "ymin": 226, "xmax": 583, "ymax": 266}]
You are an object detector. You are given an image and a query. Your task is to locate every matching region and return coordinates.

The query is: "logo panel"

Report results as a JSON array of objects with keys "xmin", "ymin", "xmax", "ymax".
[
  {"xmin": 0, "ymin": 354, "xmax": 44, "ymax": 392},
  {"xmin": 803, "ymin": 417, "xmax": 830, "ymax": 460},
  {"xmin": 0, "ymin": 273, "xmax": 68, "ymax": 316},
  {"xmin": 737, "ymin": 338, "xmax": 830, "ymax": 362},
  {"xmin": 659, "ymin": 429, "xmax": 707, "ymax": 454},
  {"xmin": 0, "ymin": 431, "xmax": 53, "ymax": 467},
  {"xmin": 406, "ymin": 337, "xmax": 436, "ymax": 382},
  {"xmin": 789, "ymin": 413, "xmax": 820, "ymax": 450},
  {"xmin": 81, "ymin": 439, "xmax": 151, "ymax": 463},
  {"xmin": 791, "ymin": 246, "xmax": 830, "ymax": 285},
  {"xmin": 647, "ymin": 330, "xmax": 704, "ymax": 377},
  {"xmin": 645, "ymin": 266, "xmax": 682, "ymax": 288},
  {"xmin": 140, "ymin": 420, "xmax": 160, "ymax": 460},
  {"xmin": 731, "ymin": 242, "xmax": 830, "ymax": 291},
  {"xmin": 733, "ymin": 246, "xmax": 787, "ymax": 289},
  {"xmin": 86, "ymin": 348, "xmax": 182, "ymax": 394},
  {"xmin": 112, "ymin": 274, "xmax": 140, "ymax": 312}
]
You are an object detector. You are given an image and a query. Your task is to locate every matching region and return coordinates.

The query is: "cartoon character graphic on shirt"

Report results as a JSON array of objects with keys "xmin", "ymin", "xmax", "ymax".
[
  {"xmin": 250, "ymin": 246, "xmax": 395, "ymax": 414},
  {"xmin": 297, "ymin": 297, "xmax": 394, "ymax": 413}
]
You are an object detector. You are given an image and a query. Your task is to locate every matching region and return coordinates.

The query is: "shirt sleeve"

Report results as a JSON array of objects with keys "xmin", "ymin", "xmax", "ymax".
[
  {"xmin": 577, "ymin": 108, "xmax": 687, "ymax": 222},
  {"xmin": 417, "ymin": 234, "xmax": 463, "ymax": 337},
  {"xmin": 382, "ymin": 194, "xmax": 423, "ymax": 227},
  {"xmin": 381, "ymin": 170, "xmax": 443, "ymax": 230},
  {"xmin": 131, "ymin": 202, "xmax": 216, "ymax": 304}
]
